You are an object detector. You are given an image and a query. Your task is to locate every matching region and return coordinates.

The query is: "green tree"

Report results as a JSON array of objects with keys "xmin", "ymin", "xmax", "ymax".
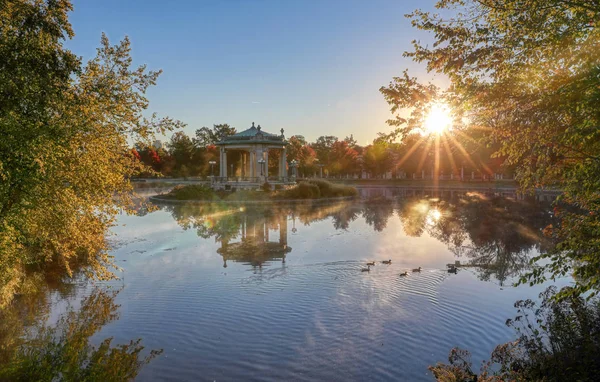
[
  {"xmin": 0, "ymin": 1, "xmax": 183, "ymax": 307},
  {"xmin": 194, "ymin": 123, "xmax": 236, "ymax": 148},
  {"xmin": 167, "ymin": 131, "xmax": 196, "ymax": 177},
  {"xmin": 343, "ymin": 134, "xmax": 358, "ymax": 149},
  {"xmin": 311, "ymin": 135, "xmax": 338, "ymax": 169},
  {"xmin": 381, "ymin": 0, "xmax": 600, "ymax": 298},
  {"xmin": 328, "ymin": 140, "xmax": 358, "ymax": 176},
  {"xmin": 286, "ymin": 135, "xmax": 305, "ymax": 164},
  {"xmin": 0, "ymin": 0, "xmax": 80, "ymax": 305},
  {"xmin": 363, "ymin": 141, "xmax": 393, "ymax": 178}
]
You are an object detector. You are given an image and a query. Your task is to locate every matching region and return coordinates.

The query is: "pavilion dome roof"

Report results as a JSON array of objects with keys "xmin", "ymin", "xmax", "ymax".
[
  {"xmin": 217, "ymin": 122, "xmax": 287, "ymax": 146},
  {"xmin": 231, "ymin": 122, "xmax": 278, "ymax": 138}
]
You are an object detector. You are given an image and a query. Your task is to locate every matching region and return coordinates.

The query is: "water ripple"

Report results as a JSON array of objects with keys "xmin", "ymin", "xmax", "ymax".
[{"xmin": 114, "ymin": 260, "xmax": 517, "ymax": 382}]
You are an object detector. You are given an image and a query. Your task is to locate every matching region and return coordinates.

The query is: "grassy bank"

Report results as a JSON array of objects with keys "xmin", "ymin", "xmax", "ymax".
[{"xmin": 159, "ymin": 179, "xmax": 358, "ymax": 202}]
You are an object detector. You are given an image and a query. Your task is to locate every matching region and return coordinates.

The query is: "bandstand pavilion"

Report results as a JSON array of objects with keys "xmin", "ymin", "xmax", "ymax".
[{"xmin": 213, "ymin": 122, "xmax": 295, "ymax": 189}]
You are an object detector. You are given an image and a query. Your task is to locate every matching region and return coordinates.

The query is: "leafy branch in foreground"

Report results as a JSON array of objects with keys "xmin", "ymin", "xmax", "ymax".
[
  {"xmin": 0, "ymin": 0, "xmax": 184, "ymax": 307},
  {"xmin": 382, "ymin": 0, "xmax": 600, "ymax": 299},
  {"xmin": 430, "ymin": 286, "xmax": 600, "ymax": 381}
]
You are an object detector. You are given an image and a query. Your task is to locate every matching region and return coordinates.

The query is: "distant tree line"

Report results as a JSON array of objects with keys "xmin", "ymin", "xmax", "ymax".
[{"xmin": 133, "ymin": 126, "xmax": 512, "ymax": 180}]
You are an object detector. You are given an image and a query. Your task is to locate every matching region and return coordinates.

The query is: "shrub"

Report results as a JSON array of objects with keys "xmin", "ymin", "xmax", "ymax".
[
  {"xmin": 283, "ymin": 182, "xmax": 321, "ymax": 199},
  {"xmin": 167, "ymin": 185, "xmax": 217, "ymax": 201},
  {"xmin": 306, "ymin": 179, "xmax": 334, "ymax": 195},
  {"xmin": 429, "ymin": 286, "xmax": 600, "ymax": 381},
  {"xmin": 307, "ymin": 179, "xmax": 358, "ymax": 197},
  {"xmin": 223, "ymin": 190, "xmax": 270, "ymax": 201}
]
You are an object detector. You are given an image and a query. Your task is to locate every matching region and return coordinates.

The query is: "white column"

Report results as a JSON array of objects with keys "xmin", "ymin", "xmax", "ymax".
[
  {"xmin": 241, "ymin": 152, "xmax": 245, "ymax": 178},
  {"xmin": 247, "ymin": 152, "xmax": 251, "ymax": 178},
  {"xmin": 219, "ymin": 148, "xmax": 225, "ymax": 177},
  {"xmin": 245, "ymin": 152, "xmax": 250, "ymax": 178},
  {"xmin": 222, "ymin": 149, "xmax": 227, "ymax": 178},
  {"xmin": 264, "ymin": 150, "xmax": 269, "ymax": 178},
  {"xmin": 281, "ymin": 148, "xmax": 287, "ymax": 178},
  {"xmin": 278, "ymin": 151, "xmax": 283, "ymax": 178}
]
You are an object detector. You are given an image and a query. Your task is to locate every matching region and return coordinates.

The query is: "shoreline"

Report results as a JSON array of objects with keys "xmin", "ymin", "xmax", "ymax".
[
  {"xmin": 149, "ymin": 194, "xmax": 358, "ymax": 205},
  {"xmin": 132, "ymin": 178, "xmax": 561, "ymax": 193}
]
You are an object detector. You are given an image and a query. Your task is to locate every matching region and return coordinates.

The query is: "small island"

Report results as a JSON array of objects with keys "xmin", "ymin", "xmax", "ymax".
[{"xmin": 150, "ymin": 179, "xmax": 358, "ymax": 204}]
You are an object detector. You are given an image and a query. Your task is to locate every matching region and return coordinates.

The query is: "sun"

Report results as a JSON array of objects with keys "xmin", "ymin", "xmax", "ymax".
[{"xmin": 423, "ymin": 103, "xmax": 452, "ymax": 135}]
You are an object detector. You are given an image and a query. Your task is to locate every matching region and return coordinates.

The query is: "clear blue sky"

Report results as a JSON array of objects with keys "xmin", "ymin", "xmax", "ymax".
[{"xmin": 68, "ymin": 0, "xmax": 443, "ymax": 145}]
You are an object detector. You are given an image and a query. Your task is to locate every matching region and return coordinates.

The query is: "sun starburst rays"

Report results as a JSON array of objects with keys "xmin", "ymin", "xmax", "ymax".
[{"xmin": 388, "ymin": 102, "xmax": 492, "ymax": 187}]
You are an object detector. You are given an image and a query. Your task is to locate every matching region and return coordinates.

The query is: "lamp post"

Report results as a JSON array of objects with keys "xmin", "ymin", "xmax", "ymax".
[
  {"xmin": 230, "ymin": 163, "xmax": 234, "ymax": 178},
  {"xmin": 315, "ymin": 158, "xmax": 325, "ymax": 178},
  {"xmin": 209, "ymin": 160, "xmax": 216, "ymax": 178},
  {"xmin": 258, "ymin": 158, "xmax": 266, "ymax": 178},
  {"xmin": 290, "ymin": 159, "xmax": 298, "ymax": 180},
  {"xmin": 317, "ymin": 164, "xmax": 325, "ymax": 178}
]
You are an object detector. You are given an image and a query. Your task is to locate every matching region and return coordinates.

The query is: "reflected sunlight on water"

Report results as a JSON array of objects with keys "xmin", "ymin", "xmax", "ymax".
[{"xmin": 8, "ymin": 187, "xmax": 569, "ymax": 381}]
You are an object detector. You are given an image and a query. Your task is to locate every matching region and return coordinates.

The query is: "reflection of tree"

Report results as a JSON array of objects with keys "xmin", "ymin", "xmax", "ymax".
[
  {"xmin": 331, "ymin": 206, "xmax": 360, "ymax": 230},
  {"xmin": 163, "ymin": 202, "xmax": 364, "ymax": 269},
  {"xmin": 393, "ymin": 192, "xmax": 555, "ymax": 284},
  {"xmin": 0, "ymin": 287, "xmax": 160, "ymax": 381},
  {"xmin": 160, "ymin": 194, "xmax": 554, "ymax": 284},
  {"xmin": 426, "ymin": 194, "xmax": 556, "ymax": 285},
  {"xmin": 293, "ymin": 202, "xmax": 355, "ymax": 227},
  {"xmin": 396, "ymin": 199, "xmax": 430, "ymax": 237},
  {"xmin": 164, "ymin": 204, "xmax": 242, "ymax": 242},
  {"xmin": 455, "ymin": 244, "xmax": 531, "ymax": 285},
  {"xmin": 362, "ymin": 197, "xmax": 395, "ymax": 232},
  {"xmin": 1, "ymin": 264, "xmax": 88, "ymax": 364}
]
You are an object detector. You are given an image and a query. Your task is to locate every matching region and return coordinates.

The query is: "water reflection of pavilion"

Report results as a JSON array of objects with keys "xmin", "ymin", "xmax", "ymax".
[
  {"xmin": 162, "ymin": 193, "xmax": 554, "ymax": 283},
  {"xmin": 218, "ymin": 212, "xmax": 291, "ymax": 268}
]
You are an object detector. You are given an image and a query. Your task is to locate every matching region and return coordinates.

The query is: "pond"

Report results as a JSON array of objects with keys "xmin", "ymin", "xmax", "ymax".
[{"xmin": 2, "ymin": 187, "xmax": 570, "ymax": 381}]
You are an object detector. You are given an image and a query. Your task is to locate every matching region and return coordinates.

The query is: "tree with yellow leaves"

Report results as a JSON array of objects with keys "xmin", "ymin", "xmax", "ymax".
[{"xmin": 0, "ymin": 0, "xmax": 184, "ymax": 307}]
